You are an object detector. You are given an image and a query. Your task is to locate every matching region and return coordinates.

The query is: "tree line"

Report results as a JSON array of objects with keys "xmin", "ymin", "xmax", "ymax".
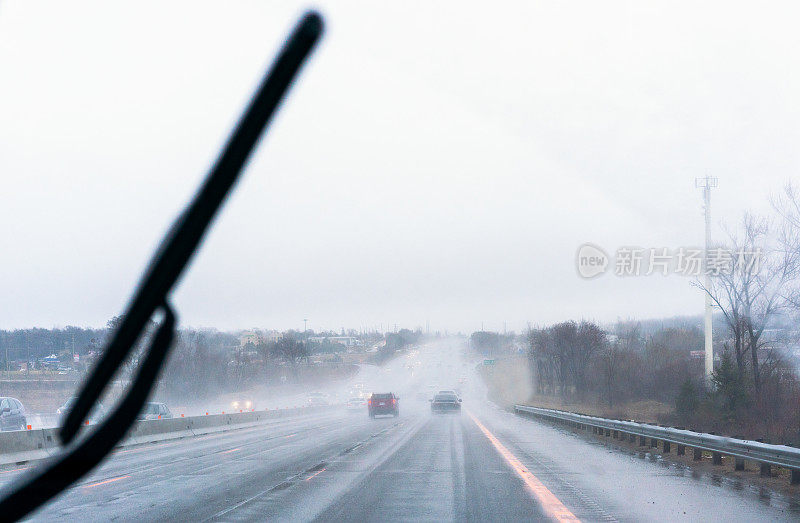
[
  {"xmin": 525, "ymin": 184, "xmax": 800, "ymax": 444},
  {"xmin": 527, "ymin": 321, "xmax": 705, "ymax": 406}
]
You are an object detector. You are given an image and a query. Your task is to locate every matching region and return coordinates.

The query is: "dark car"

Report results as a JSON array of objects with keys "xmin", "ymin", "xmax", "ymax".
[
  {"xmin": 0, "ymin": 397, "xmax": 27, "ymax": 431},
  {"xmin": 430, "ymin": 392, "xmax": 461, "ymax": 414},
  {"xmin": 368, "ymin": 393, "xmax": 399, "ymax": 418}
]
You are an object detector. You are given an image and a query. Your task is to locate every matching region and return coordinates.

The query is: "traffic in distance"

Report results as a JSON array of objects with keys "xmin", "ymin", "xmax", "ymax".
[
  {"xmin": 2, "ymin": 3, "xmax": 799, "ymax": 521},
  {"xmin": 1, "ymin": 340, "xmax": 793, "ymax": 521}
]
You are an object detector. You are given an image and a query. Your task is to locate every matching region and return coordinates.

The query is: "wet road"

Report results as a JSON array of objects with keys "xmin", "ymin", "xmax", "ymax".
[{"xmin": 3, "ymin": 344, "xmax": 797, "ymax": 521}]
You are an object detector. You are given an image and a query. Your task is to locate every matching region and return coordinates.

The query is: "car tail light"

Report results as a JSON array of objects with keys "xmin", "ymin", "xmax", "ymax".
[
  {"xmin": 391, "ymin": 399, "xmax": 396, "ymax": 405},
  {"xmin": 367, "ymin": 399, "xmax": 371, "ymax": 405}
]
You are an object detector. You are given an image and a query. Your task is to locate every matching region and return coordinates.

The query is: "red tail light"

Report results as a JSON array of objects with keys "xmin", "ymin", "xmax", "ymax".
[{"xmin": 367, "ymin": 400, "xmax": 372, "ymax": 405}]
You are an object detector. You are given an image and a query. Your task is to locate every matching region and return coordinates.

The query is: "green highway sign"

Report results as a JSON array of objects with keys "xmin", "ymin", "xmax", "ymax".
[{"xmin": 483, "ymin": 359, "xmax": 495, "ymax": 366}]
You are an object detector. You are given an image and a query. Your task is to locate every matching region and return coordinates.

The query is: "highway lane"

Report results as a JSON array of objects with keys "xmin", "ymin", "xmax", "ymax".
[
  {"xmin": 312, "ymin": 411, "xmax": 547, "ymax": 522},
  {"xmin": 2, "ymin": 341, "xmax": 798, "ymax": 521}
]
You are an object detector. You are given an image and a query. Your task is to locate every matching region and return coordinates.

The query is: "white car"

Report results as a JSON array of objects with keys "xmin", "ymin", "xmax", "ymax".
[
  {"xmin": 137, "ymin": 402, "xmax": 173, "ymax": 420},
  {"xmin": 230, "ymin": 399, "xmax": 255, "ymax": 411},
  {"xmin": 307, "ymin": 392, "xmax": 329, "ymax": 406},
  {"xmin": 346, "ymin": 397, "xmax": 365, "ymax": 411}
]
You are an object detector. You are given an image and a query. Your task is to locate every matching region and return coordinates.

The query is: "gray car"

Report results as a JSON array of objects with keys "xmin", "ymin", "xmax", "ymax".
[
  {"xmin": 57, "ymin": 397, "xmax": 107, "ymax": 426},
  {"xmin": 0, "ymin": 397, "xmax": 27, "ymax": 431},
  {"xmin": 137, "ymin": 402, "xmax": 173, "ymax": 420},
  {"xmin": 430, "ymin": 392, "xmax": 462, "ymax": 414}
]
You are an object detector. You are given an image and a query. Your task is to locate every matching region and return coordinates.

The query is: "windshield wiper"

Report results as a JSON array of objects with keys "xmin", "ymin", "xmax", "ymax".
[{"xmin": 0, "ymin": 11, "xmax": 323, "ymax": 521}]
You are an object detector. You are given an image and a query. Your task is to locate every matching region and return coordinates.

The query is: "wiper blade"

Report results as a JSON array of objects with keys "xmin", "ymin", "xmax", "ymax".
[{"xmin": 0, "ymin": 11, "xmax": 323, "ymax": 521}]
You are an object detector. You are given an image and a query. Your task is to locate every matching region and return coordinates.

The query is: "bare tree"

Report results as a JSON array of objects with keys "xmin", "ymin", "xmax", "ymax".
[
  {"xmin": 595, "ymin": 342, "xmax": 625, "ymax": 407},
  {"xmin": 570, "ymin": 322, "xmax": 606, "ymax": 399},
  {"xmin": 268, "ymin": 336, "xmax": 309, "ymax": 382},
  {"xmin": 528, "ymin": 327, "xmax": 557, "ymax": 395},
  {"xmin": 527, "ymin": 321, "xmax": 605, "ymax": 400},
  {"xmin": 693, "ymin": 242, "xmax": 747, "ymax": 375},
  {"xmin": 773, "ymin": 183, "xmax": 800, "ymax": 309},
  {"xmin": 697, "ymin": 211, "xmax": 799, "ymax": 402}
]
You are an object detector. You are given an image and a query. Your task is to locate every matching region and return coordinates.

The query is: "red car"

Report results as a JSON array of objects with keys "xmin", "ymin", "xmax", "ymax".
[{"xmin": 368, "ymin": 393, "xmax": 399, "ymax": 418}]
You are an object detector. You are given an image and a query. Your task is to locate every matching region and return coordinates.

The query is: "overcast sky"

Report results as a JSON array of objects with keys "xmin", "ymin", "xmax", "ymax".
[{"xmin": 2, "ymin": 1, "xmax": 800, "ymax": 333}]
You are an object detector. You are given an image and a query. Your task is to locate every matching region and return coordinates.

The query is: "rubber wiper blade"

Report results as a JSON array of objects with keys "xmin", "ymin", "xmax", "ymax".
[
  {"xmin": 0, "ymin": 11, "xmax": 323, "ymax": 521},
  {"xmin": 62, "ymin": 10, "xmax": 322, "ymax": 445}
]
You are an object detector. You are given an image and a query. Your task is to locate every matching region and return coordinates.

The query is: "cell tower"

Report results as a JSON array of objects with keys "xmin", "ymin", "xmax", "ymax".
[{"xmin": 695, "ymin": 176, "xmax": 718, "ymax": 382}]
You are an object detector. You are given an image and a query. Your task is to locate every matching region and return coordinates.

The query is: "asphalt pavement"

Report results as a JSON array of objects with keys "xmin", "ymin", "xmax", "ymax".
[{"xmin": 2, "ymin": 341, "xmax": 797, "ymax": 522}]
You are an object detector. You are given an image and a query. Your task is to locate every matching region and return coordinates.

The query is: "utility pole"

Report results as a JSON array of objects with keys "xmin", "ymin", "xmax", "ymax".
[
  {"xmin": 303, "ymin": 318, "xmax": 308, "ymax": 336},
  {"xmin": 696, "ymin": 176, "xmax": 718, "ymax": 383}
]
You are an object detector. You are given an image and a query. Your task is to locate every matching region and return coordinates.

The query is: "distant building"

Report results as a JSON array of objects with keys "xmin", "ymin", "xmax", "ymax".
[
  {"xmin": 308, "ymin": 336, "xmax": 361, "ymax": 347},
  {"xmin": 238, "ymin": 331, "xmax": 259, "ymax": 347},
  {"xmin": 239, "ymin": 330, "xmax": 283, "ymax": 347},
  {"xmin": 263, "ymin": 330, "xmax": 282, "ymax": 343}
]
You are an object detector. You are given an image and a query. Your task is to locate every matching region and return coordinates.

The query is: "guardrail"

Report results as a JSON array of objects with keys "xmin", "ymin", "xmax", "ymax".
[
  {"xmin": 514, "ymin": 404, "xmax": 800, "ymax": 484},
  {"xmin": 0, "ymin": 405, "xmax": 336, "ymax": 467}
]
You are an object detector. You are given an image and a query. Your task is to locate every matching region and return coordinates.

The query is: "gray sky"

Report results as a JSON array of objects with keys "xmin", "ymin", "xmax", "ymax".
[{"xmin": 2, "ymin": 1, "xmax": 799, "ymax": 333}]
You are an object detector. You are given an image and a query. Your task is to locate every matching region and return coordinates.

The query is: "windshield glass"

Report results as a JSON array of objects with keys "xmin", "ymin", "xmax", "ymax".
[{"xmin": 2, "ymin": 2, "xmax": 799, "ymax": 521}]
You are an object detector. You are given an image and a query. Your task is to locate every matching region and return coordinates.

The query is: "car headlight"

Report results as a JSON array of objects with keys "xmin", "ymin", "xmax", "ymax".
[
  {"xmin": 232, "ymin": 401, "xmax": 239, "ymax": 408},
  {"xmin": 245, "ymin": 401, "xmax": 252, "ymax": 408}
]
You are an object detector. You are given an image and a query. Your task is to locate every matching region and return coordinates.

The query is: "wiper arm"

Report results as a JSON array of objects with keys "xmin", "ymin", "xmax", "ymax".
[{"xmin": 0, "ymin": 11, "xmax": 323, "ymax": 521}]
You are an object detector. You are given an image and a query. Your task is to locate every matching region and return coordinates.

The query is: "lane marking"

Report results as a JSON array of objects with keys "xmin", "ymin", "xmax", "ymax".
[
  {"xmin": 221, "ymin": 447, "xmax": 241, "ymax": 454},
  {"xmin": 467, "ymin": 411, "xmax": 580, "ymax": 522},
  {"xmin": 116, "ymin": 442, "xmax": 170, "ymax": 455},
  {"xmin": 0, "ymin": 466, "xmax": 29, "ymax": 475},
  {"xmin": 202, "ymin": 415, "xmax": 421, "ymax": 522},
  {"xmin": 305, "ymin": 468, "xmax": 326, "ymax": 481},
  {"xmin": 108, "ymin": 420, "xmax": 347, "ymax": 491},
  {"xmin": 83, "ymin": 475, "xmax": 131, "ymax": 489}
]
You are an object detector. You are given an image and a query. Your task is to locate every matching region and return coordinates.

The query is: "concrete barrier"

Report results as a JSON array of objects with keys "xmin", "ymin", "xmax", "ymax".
[
  {"xmin": 0, "ymin": 429, "xmax": 55, "ymax": 466},
  {"xmin": 0, "ymin": 405, "xmax": 338, "ymax": 467}
]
